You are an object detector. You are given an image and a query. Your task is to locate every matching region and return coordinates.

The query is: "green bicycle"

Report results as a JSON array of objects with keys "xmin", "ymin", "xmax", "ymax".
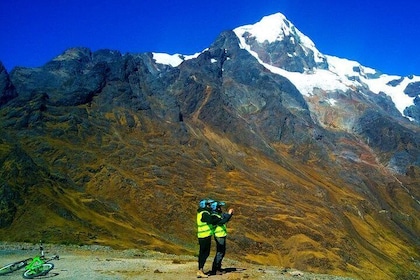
[
  {"xmin": 22, "ymin": 254, "xmax": 59, "ymax": 279},
  {"xmin": 0, "ymin": 242, "xmax": 59, "ymax": 278}
]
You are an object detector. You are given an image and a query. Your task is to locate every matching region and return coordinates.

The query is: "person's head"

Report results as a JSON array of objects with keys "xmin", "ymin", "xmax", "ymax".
[
  {"xmin": 199, "ymin": 199, "xmax": 207, "ymax": 208},
  {"xmin": 211, "ymin": 201, "xmax": 225, "ymax": 212},
  {"xmin": 199, "ymin": 199, "xmax": 214, "ymax": 209}
]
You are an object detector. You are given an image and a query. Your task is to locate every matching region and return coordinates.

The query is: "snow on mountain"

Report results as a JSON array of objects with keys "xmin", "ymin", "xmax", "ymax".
[
  {"xmin": 231, "ymin": 36, "xmax": 350, "ymax": 96},
  {"xmin": 234, "ymin": 13, "xmax": 325, "ymax": 64},
  {"xmin": 326, "ymin": 55, "xmax": 420, "ymax": 115},
  {"xmin": 152, "ymin": 52, "xmax": 200, "ymax": 67},
  {"xmin": 233, "ymin": 12, "xmax": 420, "ymax": 119},
  {"xmin": 150, "ymin": 12, "xmax": 419, "ymax": 120}
]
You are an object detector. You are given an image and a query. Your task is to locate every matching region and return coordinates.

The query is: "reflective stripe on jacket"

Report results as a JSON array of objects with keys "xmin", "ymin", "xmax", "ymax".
[
  {"xmin": 197, "ymin": 210, "xmax": 213, "ymax": 238},
  {"xmin": 212, "ymin": 213, "xmax": 227, "ymax": 237}
]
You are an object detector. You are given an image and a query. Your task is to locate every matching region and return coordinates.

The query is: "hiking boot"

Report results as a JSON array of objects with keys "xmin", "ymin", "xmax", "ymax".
[
  {"xmin": 210, "ymin": 269, "xmax": 224, "ymax": 275},
  {"xmin": 215, "ymin": 270, "xmax": 224, "ymax": 275},
  {"xmin": 197, "ymin": 269, "xmax": 208, "ymax": 278}
]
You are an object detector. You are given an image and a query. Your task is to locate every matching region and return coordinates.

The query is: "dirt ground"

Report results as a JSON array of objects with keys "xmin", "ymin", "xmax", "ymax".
[{"xmin": 0, "ymin": 242, "xmax": 355, "ymax": 280}]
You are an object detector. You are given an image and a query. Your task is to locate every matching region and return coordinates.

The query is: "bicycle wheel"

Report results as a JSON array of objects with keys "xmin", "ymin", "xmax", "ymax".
[
  {"xmin": 22, "ymin": 263, "xmax": 54, "ymax": 279},
  {"xmin": 0, "ymin": 261, "xmax": 27, "ymax": 275}
]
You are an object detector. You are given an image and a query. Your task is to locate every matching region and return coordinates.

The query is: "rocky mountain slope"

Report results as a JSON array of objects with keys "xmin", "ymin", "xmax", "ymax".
[{"xmin": 0, "ymin": 13, "xmax": 419, "ymax": 279}]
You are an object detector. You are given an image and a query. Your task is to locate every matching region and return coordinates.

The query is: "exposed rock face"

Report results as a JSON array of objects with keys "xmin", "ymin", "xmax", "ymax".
[
  {"xmin": 404, "ymin": 81, "xmax": 420, "ymax": 121},
  {"xmin": 0, "ymin": 62, "xmax": 17, "ymax": 106},
  {"xmin": 0, "ymin": 13, "xmax": 419, "ymax": 280},
  {"xmin": 404, "ymin": 81, "xmax": 420, "ymax": 97},
  {"xmin": 10, "ymin": 48, "xmax": 107, "ymax": 106}
]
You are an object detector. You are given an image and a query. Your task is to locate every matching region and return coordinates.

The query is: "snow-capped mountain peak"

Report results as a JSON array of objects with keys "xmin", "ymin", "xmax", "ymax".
[
  {"xmin": 233, "ymin": 13, "xmax": 420, "ymax": 122},
  {"xmin": 149, "ymin": 12, "xmax": 419, "ymax": 123},
  {"xmin": 234, "ymin": 13, "xmax": 293, "ymax": 44},
  {"xmin": 233, "ymin": 13, "xmax": 325, "ymax": 66}
]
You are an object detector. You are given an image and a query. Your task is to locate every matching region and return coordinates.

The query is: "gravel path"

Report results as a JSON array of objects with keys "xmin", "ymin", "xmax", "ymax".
[{"xmin": 0, "ymin": 242, "xmax": 356, "ymax": 280}]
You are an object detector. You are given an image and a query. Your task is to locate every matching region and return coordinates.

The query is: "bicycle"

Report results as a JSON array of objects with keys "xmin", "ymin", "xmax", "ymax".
[
  {"xmin": 0, "ymin": 242, "xmax": 59, "ymax": 278},
  {"xmin": 22, "ymin": 254, "xmax": 59, "ymax": 279}
]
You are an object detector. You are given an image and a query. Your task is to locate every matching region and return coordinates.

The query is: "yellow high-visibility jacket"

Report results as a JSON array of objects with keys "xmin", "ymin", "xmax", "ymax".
[
  {"xmin": 197, "ymin": 210, "xmax": 213, "ymax": 238},
  {"xmin": 212, "ymin": 213, "xmax": 227, "ymax": 238}
]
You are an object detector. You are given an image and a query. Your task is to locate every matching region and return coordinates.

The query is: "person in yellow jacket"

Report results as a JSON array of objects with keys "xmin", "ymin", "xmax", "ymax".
[
  {"xmin": 196, "ymin": 199, "xmax": 233, "ymax": 278},
  {"xmin": 210, "ymin": 201, "xmax": 234, "ymax": 275}
]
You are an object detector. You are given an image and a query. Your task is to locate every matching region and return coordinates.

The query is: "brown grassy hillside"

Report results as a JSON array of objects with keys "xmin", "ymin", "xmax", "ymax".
[{"xmin": 1, "ymin": 98, "xmax": 419, "ymax": 280}]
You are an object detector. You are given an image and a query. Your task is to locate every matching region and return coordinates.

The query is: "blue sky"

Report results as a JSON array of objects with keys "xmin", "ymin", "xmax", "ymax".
[{"xmin": 1, "ymin": 0, "xmax": 419, "ymax": 76}]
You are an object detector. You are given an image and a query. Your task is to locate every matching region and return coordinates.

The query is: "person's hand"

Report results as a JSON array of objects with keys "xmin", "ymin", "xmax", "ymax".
[{"xmin": 228, "ymin": 208, "xmax": 234, "ymax": 215}]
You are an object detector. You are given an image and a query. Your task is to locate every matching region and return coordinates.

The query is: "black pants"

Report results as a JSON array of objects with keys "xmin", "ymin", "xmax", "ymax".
[
  {"xmin": 198, "ymin": 236, "xmax": 211, "ymax": 270},
  {"xmin": 212, "ymin": 236, "xmax": 226, "ymax": 272}
]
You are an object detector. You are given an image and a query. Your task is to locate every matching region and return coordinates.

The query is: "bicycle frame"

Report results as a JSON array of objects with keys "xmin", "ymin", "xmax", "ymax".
[
  {"xmin": 25, "ymin": 256, "xmax": 45, "ymax": 271},
  {"xmin": 22, "ymin": 255, "xmax": 59, "ymax": 279}
]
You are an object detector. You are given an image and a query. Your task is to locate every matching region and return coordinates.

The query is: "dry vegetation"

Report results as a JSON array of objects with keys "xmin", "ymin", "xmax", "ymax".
[{"xmin": 1, "ymin": 101, "xmax": 419, "ymax": 280}]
